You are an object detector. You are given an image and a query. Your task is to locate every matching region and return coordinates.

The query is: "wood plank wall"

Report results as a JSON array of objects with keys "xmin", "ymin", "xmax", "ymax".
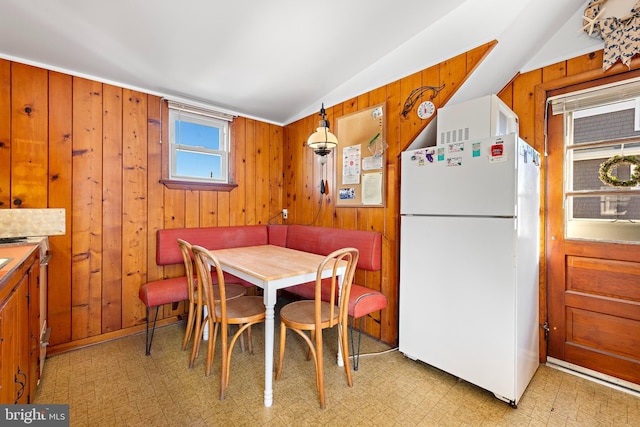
[
  {"xmin": 283, "ymin": 41, "xmax": 498, "ymax": 346},
  {"xmin": 0, "ymin": 59, "xmax": 283, "ymax": 353},
  {"xmin": 1, "ymin": 39, "xmax": 505, "ymax": 352}
]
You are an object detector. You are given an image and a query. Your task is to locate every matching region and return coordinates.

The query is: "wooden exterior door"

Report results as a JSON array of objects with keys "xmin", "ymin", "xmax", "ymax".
[{"xmin": 546, "ymin": 95, "xmax": 640, "ymax": 386}]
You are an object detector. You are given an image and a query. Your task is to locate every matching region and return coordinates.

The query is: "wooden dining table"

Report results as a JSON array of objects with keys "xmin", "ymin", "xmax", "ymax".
[{"xmin": 209, "ymin": 244, "xmax": 346, "ymax": 408}]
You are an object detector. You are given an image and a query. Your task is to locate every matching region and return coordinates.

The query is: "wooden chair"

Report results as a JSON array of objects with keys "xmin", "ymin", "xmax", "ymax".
[
  {"xmin": 275, "ymin": 247, "xmax": 359, "ymax": 409},
  {"xmin": 191, "ymin": 245, "xmax": 266, "ymax": 400},
  {"xmin": 177, "ymin": 239, "xmax": 246, "ymax": 367}
]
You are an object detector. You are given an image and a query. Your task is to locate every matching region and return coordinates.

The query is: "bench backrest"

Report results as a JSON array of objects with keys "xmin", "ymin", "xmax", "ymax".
[
  {"xmin": 156, "ymin": 225, "xmax": 269, "ymax": 265},
  {"xmin": 267, "ymin": 224, "xmax": 288, "ymax": 247},
  {"xmin": 285, "ymin": 225, "xmax": 382, "ymax": 271}
]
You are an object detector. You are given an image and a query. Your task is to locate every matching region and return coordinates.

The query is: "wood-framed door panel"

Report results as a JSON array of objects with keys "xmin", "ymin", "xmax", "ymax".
[{"xmin": 546, "ymin": 86, "xmax": 640, "ymax": 385}]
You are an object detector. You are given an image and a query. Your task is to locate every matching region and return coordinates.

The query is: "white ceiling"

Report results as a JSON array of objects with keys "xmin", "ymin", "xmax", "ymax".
[{"xmin": 0, "ymin": 0, "xmax": 597, "ymax": 125}]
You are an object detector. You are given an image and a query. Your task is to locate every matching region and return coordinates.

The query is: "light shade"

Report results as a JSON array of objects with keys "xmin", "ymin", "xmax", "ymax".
[{"xmin": 307, "ymin": 104, "xmax": 338, "ymax": 156}]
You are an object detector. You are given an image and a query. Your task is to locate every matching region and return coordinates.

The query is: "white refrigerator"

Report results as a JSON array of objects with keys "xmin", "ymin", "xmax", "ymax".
[{"xmin": 399, "ymin": 133, "xmax": 540, "ymax": 406}]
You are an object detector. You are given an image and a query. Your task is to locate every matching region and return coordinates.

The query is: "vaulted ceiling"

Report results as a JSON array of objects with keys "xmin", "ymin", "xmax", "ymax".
[{"xmin": 0, "ymin": 1, "xmax": 601, "ymax": 125}]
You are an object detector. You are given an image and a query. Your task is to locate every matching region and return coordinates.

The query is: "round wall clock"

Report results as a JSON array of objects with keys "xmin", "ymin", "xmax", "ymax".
[{"xmin": 417, "ymin": 100, "xmax": 435, "ymax": 119}]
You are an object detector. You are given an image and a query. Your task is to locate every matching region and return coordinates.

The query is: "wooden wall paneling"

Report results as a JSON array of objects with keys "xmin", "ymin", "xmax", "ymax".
[
  {"xmin": 101, "ymin": 84, "xmax": 123, "ymax": 333},
  {"xmin": 282, "ymin": 125, "xmax": 294, "ymax": 221},
  {"xmin": 288, "ymin": 119, "xmax": 301, "ymax": 224},
  {"xmin": 268, "ymin": 124, "xmax": 283, "ymax": 224},
  {"xmin": 0, "ymin": 59, "xmax": 9, "ymax": 209},
  {"xmin": 255, "ymin": 121, "xmax": 270, "ymax": 224},
  {"xmin": 199, "ymin": 191, "xmax": 218, "ymax": 227},
  {"xmin": 217, "ymin": 190, "xmax": 230, "ymax": 227},
  {"xmin": 398, "ymin": 71, "xmax": 421, "ymax": 153},
  {"xmin": 71, "ymin": 77, "xmax": 103, "ymax": 340},
  {"xmin": 184, "ymin": 190, "xmax": 200, "ymax": 227},
  {"xmin": 295, "ymin": 115, "xmax": 308, "ymax": 224},
  {"xmin": 512, "ymin": 70, "xmax": 542, "ymax": 145},
  {"xmin": 146, "ymin": 95, "xmax": 164, "ymax": 285},
  {"xmin": 542, "ymin": 61, "xmax": 568, "ymax": 83},
  {"xmin": 301, "ymin": 114, "xmax": 315, "ymax": 225},
  {"xmin": 47, "ymin": 71, "xmax": 73, "ymax": 346},
  {"xmin": 422, "ymin": 64, "xmax": 441, "ymax": 109},
  {"xmin": 382, "ymin": 160, "xmax": 399, "ymax": 344},
  {"xmin": 1, "ymin": 58, "xmax": 292, "ymax": 351},
  {"xmin": 11, "ymin": 63, "xmax": 48, "ymax": 208},
  {"xmin": 384, "ymin": 80, "xmax": 401, "ymax": 277},
  {"xmin": 121, "ymin": 90, "xmax": 148, "ymax": 328},
  {"xmin": 437, "ymin": 53, "xmax": 467, "ymax": 110},
  {"xmin": 322, "ymin": 104, "xmax": 341, "ymax": 228},
  {"xmin": 244, "ymin": 119, "xmax": 256, "ymax": 225},
  {"xmin": 229, "ymin": 117, "xmax": 246, "ymax": 226},
  {"xmin": 566, "ymin": 51, "xmax": 603, "ymax": 76},
  {"xmin": 499, "ymin": 82, "xmax": 514, "ymax": 110},
  {"xmin": 163, "ymin": 190, "xmax": 186, "ymax": 230},
  {"xmin": 385, "ymin": 80, "xmax": 402, "ymax": 162}
]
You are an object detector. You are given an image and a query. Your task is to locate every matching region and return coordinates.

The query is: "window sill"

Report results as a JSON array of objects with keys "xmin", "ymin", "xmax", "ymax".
[{"xmin": 159, "ymin": 179, "xmax": 238, "ymax": 192}]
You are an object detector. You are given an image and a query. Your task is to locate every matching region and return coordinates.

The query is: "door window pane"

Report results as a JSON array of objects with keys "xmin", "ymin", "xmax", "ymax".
[{"xmin": 565, "ymin": 101, "xmax": 640, "ymax": 243}]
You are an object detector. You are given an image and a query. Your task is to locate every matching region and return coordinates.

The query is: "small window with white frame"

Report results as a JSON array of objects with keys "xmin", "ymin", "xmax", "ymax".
[{"xmin": 167, "ymin": 102, "xmax": 233, "ymax": 184}]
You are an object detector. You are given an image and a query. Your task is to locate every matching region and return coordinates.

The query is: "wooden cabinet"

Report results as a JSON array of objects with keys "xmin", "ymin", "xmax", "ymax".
[{"xmin": 0, "ymin": 245, "xmax": 40, "ymax": 403}]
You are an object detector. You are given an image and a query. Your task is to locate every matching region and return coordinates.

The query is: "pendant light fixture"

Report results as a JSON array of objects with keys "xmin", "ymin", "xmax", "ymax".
[{"xmin": 307, "ymin": 103, "xmax": 338, "ymax": 158}]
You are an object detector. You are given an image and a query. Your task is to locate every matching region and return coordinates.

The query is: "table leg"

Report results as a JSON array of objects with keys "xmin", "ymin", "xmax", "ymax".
[{"xmin": 263, "ymin": 287, "xmax": 277, "ymax": 407}]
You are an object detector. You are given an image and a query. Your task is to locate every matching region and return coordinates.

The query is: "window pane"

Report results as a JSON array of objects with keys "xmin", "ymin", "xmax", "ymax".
[
  {"xmin": 175, "ymin": 120, "xmax": 220, "ymax": 150},
  {"xmin": 573, "ymin": 108, "xmax": 640, "ymax": 144},
  {"xmin": 567, "ymin": 194, "xmax": 640, "ymax": 243},
  {"xmin": 565, "ymin": 97, "xmax": 640, "ymax": 244},
  {"xmin": 570, "ymin": 194, "xmax": 640, "ymax": 220},
  {"xmin": 175, "ymin": 151, "xmax": 222, "ymax": 180},
  {"xmin": 571, "ymin": 146, "xmax": 640, "ymax": 192}
]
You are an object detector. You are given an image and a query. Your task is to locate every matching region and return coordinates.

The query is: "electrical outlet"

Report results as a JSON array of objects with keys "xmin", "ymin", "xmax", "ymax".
[{"xmin": 282, "ymin": 209, "xmax": 288, "ymax": 220}]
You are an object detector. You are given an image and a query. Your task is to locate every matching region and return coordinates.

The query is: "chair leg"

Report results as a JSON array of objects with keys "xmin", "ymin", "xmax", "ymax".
[
  {"xmin": 307, "ymin": 330, "xmax": 315, "ymax": 361},
  {"xmin": 224, "ymin": 321, "xmax": 256, "ymax": 397},
  {"xmin": 145, "ymin": 306, "xmax": 160, "ymax": 356},
  {"xmin": 181, "ymin": 301, "xmax": 196, "ymax": 351},
  {"xmin": 219, "ymin": 322, "xmax": 229, "ymax": 400},
  {"xmin": 340, "ymin": 320, "xmax": 353, "ymax": 387},
  {"xmin": 275, "ymin": 323, "xmax": 287, "ymax": 380},
  {"xmin": 189, "ymin": 303, "xmax": 206, "ymax": 368},
  {"xmin": 205, "ymin": 316, "xmax": 220, "ymax": 377},
  {"xmin": 350, "ymin": 316, "xmax": 364, "ymax": 371},
  {"xmin": 190, "ymin": 308, "xmax": 206, "ymax": 368},
  {"xmin": 315, "ymin": 330, "xmax": 325, "ymax": 409}
]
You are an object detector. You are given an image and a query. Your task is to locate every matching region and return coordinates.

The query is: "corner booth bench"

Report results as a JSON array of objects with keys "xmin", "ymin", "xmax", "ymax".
[{"xmin": 139, "ymin": 224, "xmax": 386, "ymax": 368}]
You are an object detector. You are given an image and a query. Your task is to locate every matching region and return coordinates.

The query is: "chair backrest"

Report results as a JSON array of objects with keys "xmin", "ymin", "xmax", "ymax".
[
  {"xmin": 177, "ymin": 239, "xmax": 197, "ymax": 304},
  {"xmin": 315, "ymin": 248, "xmax": 359, "ymax": 329},
  {"xmin": 191, "ymin": 245, "xmax": 228, "ymax": 324}
]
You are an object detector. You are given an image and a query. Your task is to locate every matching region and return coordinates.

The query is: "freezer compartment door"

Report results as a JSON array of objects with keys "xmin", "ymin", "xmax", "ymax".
[
  {"xmin": 401, "ymin": 134, "xmax": 519, "ymax": 216},
  {"xmin": 399, "ymin": 215, "xmax": 517, "ymax": 400}
]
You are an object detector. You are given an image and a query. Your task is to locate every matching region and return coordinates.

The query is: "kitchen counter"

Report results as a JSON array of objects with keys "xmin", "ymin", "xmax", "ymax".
[{"xmin": 0, "ymin": 243, "xmax": 39, "ymax": 299}]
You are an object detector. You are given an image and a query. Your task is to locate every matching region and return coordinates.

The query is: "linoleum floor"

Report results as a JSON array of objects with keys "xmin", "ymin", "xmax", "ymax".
[{"xmin": 35, "ymin": 315, "xmax": 640, "ymax": 426}]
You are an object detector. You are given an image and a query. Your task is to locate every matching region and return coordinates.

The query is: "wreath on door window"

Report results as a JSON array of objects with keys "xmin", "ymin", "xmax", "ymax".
[
  {"xmin": 598, "ymin": 155, "xmax": 640, "ymax": 187},
  {"xmin": 582, "ymin": 0, "xmax": 640, "ymax": 70}
]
